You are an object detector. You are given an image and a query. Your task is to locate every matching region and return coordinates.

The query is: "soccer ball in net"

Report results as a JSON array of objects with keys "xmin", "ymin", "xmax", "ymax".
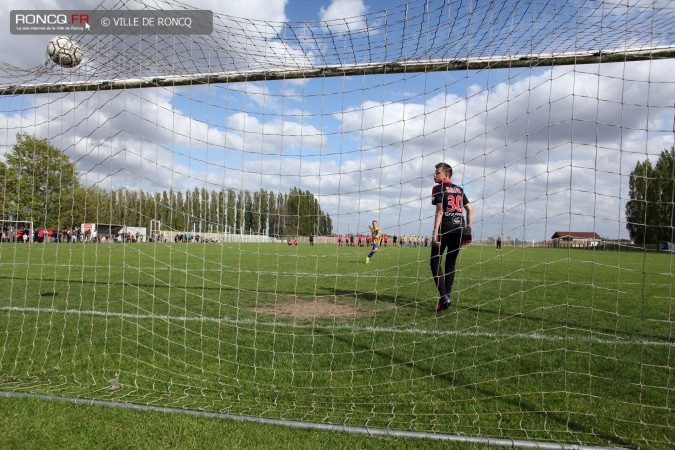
[{"xmin": 47, "ymin": 37, "xmax": 83, "ymax": 68}]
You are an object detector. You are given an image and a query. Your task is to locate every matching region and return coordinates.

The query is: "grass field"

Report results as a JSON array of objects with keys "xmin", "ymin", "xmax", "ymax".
[{"xmin": 0, "ymin": 242, "xmax": 672, "ymax": 448}]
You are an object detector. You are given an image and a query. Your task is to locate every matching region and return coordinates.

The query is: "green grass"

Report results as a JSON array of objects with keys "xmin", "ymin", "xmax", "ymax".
[
  {"xmin": 1, "ymin": 396, "xmax": 489, "ymax": 450},
  {"xmin": 0, "ymin": 242, "xmax": 672, "ymax": 448}
]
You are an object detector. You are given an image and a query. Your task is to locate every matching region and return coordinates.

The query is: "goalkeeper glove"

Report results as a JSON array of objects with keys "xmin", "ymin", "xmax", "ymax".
[{"xmin": 461, "ymin": 226, "xmax": 472, "ymax": 246}]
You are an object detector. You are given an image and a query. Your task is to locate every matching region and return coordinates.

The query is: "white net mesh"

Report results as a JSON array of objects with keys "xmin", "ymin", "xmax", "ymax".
[{"xmin": 0, "ymin": 0, "xmax": 673, "ymax": 447}]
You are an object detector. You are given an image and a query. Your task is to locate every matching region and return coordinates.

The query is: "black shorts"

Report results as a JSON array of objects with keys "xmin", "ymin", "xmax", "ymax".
[{"xmin": 433, "ymin": 231, "xmax": 462, "ymax": 255}]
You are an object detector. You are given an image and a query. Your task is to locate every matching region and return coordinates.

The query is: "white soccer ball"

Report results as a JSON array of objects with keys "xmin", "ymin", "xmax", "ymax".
[{"xmin": 47, "ymin": 37, "xmax": 83, "ymax": 68}]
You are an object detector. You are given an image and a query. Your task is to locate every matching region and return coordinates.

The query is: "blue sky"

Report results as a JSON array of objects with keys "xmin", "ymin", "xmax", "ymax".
[{"xmin": 0, "ymin": 0, "xmax": 673, "ymax": 241}]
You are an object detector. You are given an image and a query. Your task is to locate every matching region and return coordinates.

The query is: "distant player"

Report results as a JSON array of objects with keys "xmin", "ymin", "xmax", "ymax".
[
  {"xmin": 430, "ymin": 162, "xmax": 473, "ymax": 312},
  {"xmin": 365, "ymin": 220, "xmax": 382, "ymax": 264}
]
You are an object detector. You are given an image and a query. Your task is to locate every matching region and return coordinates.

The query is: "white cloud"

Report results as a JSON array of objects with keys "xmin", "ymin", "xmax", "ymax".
[
  {"xmin": 228, "ymin": 83, "xmax": 278, "ymax": 110},
  {"xmin": 279, "ymin": 60, "xmax": 674, "ymax": 239},
  {"xmin": 319, "ymin": 0, "xmax": 368, "ymax": 26},
  {"xmin": 2, "ymin": 58, "xmax": 672, "ymax": 240},
  {"xmin": 224, "ymin": 111, "xmax": 326, "ymax": 155}
]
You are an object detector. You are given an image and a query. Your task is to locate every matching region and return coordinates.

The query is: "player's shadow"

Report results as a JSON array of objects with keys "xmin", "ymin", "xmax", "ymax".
[
  {"xmin": 326, "ymin": 288, "xmax": 417, "ymax": 308},
  {"xmin": 0, "ymin": 274, "xmax": 421, "ymax": 310},
  {"xmin": 0, "ymin": 273, "xmax": 303, "ymax": 301},
  {"xmin": 0, "ymin": 273, "xmax": 233, "ymax": 294}
]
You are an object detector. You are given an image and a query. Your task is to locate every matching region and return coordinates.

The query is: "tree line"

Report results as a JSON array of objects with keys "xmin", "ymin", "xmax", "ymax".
[
  {"xmin": 0, "ymin": 134, "xmax": 333, "ymax": 236},
  {"xmin": 625, "ymin": 148, "xmax": 674, "ymax": 246}
]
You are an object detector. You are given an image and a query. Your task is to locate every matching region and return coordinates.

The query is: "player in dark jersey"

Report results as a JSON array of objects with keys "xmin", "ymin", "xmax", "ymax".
[{"xmin": 430, "ymin": 162, "xmax": 474, "ymax": 312}]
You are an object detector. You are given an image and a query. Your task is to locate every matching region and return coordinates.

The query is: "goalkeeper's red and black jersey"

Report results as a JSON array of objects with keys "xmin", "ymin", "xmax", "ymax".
[{"xmin": 432, "ymin": 180, "xmax": 469, "ymax": 234}]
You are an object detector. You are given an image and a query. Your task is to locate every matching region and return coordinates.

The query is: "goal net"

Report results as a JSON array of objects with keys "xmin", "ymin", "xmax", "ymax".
[{"xmin": 0, "ymin": 0, "xmax": 673, "ymax": 447}]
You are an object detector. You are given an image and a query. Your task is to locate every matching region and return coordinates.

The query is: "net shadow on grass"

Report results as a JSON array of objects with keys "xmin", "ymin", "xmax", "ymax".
[{"xmin": 312, "ymin": 325, "xmax": 632, "ymax": 447}]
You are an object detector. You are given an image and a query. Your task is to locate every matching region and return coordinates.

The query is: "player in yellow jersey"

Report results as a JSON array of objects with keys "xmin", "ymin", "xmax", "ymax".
[{"xmin": 365, "ymin": 220, "xmax": 382, "ymax": 264}]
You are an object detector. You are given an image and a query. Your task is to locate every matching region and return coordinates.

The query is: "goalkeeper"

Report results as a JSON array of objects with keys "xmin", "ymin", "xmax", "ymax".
[
  {"xmin": 365, "ymin": 220, "xmax": 382, "ymax": 264},
  {"xmin": 430, "ymin": 162, "xmax": 473, "ymax": 312}
]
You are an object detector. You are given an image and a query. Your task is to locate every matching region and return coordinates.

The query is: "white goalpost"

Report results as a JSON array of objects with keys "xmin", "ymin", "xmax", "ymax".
[
  {"xmin": 0, "ymin": 0, "xmax": 673, "ymax": 448},
  {"xmin": 0, "ymin": 218, "xmax": 33, "ymax": 243}
]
